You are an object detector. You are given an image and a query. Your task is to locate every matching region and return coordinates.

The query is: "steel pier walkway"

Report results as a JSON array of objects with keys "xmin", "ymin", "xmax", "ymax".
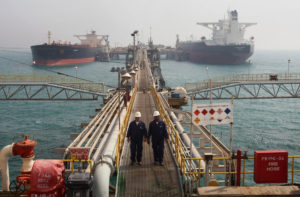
[{"xmin": 116, "ymin": 59, "xmax": 183, "ymax": 197}]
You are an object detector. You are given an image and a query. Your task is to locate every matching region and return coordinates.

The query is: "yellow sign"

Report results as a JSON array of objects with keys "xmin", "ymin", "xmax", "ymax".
[{"xmin": 71, "ymin": 154, "xmax": 77, "ymax": 160}]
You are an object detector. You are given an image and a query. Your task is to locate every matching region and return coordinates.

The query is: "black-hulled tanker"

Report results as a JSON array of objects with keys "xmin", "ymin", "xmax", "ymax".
[
  {"xmin": 31, "ymin": 31, "xmax": 110, "ymax": 66},
  {"xmin": 176, "ymin": 10, "xmax": 256, "ymax": 65}
]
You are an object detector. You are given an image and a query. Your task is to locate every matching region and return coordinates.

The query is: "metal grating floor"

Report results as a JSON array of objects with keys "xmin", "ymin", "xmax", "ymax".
[{"xmin": 116, "ymin": 65, "xmax": 183, "ymax": 197}]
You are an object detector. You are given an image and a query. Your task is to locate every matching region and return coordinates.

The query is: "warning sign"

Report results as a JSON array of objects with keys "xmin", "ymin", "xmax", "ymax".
[
  {"xmin": 69, "ymin": 147, "xmax": 90, "ymax": 160},
  {"xmin": 192, "ymin": 103, "xmax": 233, "ymax": 126}
]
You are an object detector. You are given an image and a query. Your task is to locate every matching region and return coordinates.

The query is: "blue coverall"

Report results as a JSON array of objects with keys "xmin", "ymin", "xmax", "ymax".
[
  {"xmin": 126, "ymin": 120, "xmax": 147, "ymax": 163},
  {"xmin": 148, "ymin": 120, "xmax": 169, "ymax": 163}
]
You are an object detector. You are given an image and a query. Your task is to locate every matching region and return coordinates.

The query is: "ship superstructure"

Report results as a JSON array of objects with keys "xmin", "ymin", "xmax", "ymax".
[{"xmin": 177, "ymin": 10, "xmax": 257, "ymax": 65}]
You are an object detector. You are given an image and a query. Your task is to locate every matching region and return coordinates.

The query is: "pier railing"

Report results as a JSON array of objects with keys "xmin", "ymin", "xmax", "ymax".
[
  {"xmin": 151, "ymin": 86, "xmax": 195, "ymax": 172},
  {"xmin": 182, "ymin": 155, "xmax": 300, "ymax": 186},
  {"xmin": 0, "ymin": 74, "xmax": 92, "ymax": 83},
  {"xmin": 0, "ymin": 74, "xmax": 106, "ymax": 95},
  {"xmin": 184, "ymin": 73, "xmax": 300, "ymax": 93},
  {"xmin": 115, "ymin": 87, "xmax": 137, "ymax": 168},
  {"xmin": 151, "ymin": 85, "xmax": 300, "ymax": 186}
]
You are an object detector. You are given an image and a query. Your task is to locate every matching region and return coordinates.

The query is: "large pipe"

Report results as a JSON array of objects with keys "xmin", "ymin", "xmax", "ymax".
[
  {"xmin": 0, "ymin": 136, "xmax": 37, "ymax": 191},
  {"xmin": 169, "ymin": 111, "xmax": 205, "ymax": 169},
  {"xmin": 93, "ymin": 108, "xmax": 127, "ymax": 197},
  {"xmin": 0, "ymin": 144, "xmax": 13, "ymax": 191}
]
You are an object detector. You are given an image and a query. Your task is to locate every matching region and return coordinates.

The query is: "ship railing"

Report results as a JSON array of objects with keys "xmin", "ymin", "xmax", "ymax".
[
  {"xmin": 184, "ymin": 73, "xmax": 300, "ymax": 92},
  {"xmin": 181, "ymin": 155, "xmax": 300, "ymax": 186}
]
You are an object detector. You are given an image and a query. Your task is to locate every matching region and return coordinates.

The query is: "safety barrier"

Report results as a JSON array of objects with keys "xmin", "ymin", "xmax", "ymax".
[
  {"xmin": 184, "ymin": 73, "xmax": 300, "ymax": 92},
  {"xmin": 115, "ymin": 86, "xmax": 138, "ymax": 168},
  {"xmin": 182, "ymin": 155, "xmax": 300, "ymax": 186},
  {"xmin": 0, "ymin": 74, "xmax": 89, "ymax": 83},
  {"xmin": 151, "ymin": 86, "xmax": 186, "ymax": 170},
  {"xmin": 0, "ymin": 74, "xmax": 106, "ymax": 93},
  {"xmin": 151, "ymin": 86, "xmax": 300, "ymax": 186}
]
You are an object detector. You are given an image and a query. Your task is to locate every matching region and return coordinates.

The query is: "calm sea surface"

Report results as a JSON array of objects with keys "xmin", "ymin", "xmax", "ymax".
[{"xmin": 0, "ymin": 49, "xmax": 300, "ymax": 187}]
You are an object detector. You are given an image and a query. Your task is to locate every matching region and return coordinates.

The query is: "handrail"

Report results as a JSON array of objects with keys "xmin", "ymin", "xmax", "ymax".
[
  {"xmin": 184, "ymin": 73, "xmax": 300, "ymax": 92},
  {"xmin": 182, "ymin": 156, "xmax": 300, "ymax": 186},
  {"xmin": 151, "ymin": 86, "xmax": 188, "ymax": 170},
  {"xmin": 151, "ymin": 86, "xmax": 300, "ymax": 186},
  {"xmin": 0, "ymin": 74, "xmax": 90, "ymax": 83},
  {"xmin": 115, "ymin": 86, "xmax": 138, "ymax": 168},
  {"xmin": 0, "ymin": 74, "xmax": 106, "ymax": 93}
]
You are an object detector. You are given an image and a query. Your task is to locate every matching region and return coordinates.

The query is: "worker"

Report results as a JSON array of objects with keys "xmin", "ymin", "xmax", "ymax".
[
  {"xmin": 126, "ymin": 111, "xmax": 147, "ymax": 165},
  {"xmin": 123, "ymin": 92, "xmax": 131, "ymax": 108},
  {"xmin": 148, "ymin": 111, "xmax": 169, "ymax": 166}
]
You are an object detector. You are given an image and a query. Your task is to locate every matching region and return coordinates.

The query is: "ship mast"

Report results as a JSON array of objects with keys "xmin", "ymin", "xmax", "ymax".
[{"xmin": 48, "ymin": 31, "xmax": 51, "ymax": 45}]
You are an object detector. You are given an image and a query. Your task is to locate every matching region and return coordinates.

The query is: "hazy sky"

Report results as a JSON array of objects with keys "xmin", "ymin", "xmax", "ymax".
[{"xmin": 1, "ymin": 0, "xmax": 300, "ymax": 50}]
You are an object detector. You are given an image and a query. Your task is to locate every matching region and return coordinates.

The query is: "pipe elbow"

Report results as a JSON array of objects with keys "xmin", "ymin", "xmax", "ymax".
[{"xmin": 0, "ymin": 144, "xmax": 14, "ymax": 161}]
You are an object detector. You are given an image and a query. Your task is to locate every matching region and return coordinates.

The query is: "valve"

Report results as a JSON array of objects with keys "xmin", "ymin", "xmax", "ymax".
[{"xmin": 12, "ymin": 136, "xmax": 37, "ymax": 158}]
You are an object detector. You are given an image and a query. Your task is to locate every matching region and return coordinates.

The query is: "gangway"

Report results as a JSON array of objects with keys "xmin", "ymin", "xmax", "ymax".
[
  {"xmin": 184, "ymin": 73, "xmax": 300, "ymax": 100},
  {"xmin": 0, "ymin": 74, "xmax": 108, "ymax": 100},
  {"xmin": 116, "ymin": 54, "xmax": 184, "ymax": 197}
]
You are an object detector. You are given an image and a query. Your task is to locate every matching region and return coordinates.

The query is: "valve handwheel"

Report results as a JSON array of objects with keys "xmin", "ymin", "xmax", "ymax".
[{"xmin": 9, "ymin": 180, "xmax": 25, "ymax": 195}]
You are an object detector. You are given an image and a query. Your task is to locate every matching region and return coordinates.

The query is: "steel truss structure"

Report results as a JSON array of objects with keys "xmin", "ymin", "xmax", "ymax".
[
  {"xmin": 0, "ymin": 75, "xmax": 108, "ymax": 100},
  {"xmin": 189, "ymin": 82, "xmax": 300, "ymax": 100},
  {"xmin": 185, "ymin": 73, "xmax": 300, "ymax": 100}
]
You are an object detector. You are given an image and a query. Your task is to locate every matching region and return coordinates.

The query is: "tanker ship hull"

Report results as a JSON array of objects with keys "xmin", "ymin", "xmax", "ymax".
[
  {"xmin": 31, "ymin": 45, "xmax": 109, "ymax": 66},
  {"xmin": 177, "ymin": 41, "xmax": 253, "ymax": 65}
]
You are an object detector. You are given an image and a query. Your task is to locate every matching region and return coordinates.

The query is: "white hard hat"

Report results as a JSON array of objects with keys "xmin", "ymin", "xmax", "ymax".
[
  {"xmin": 153, "ymin": 111, "xmax": 160, "ymax": 117},
  {"xmin": 135, "ymin": 111, "xmax": 141, "ymax": 118}
]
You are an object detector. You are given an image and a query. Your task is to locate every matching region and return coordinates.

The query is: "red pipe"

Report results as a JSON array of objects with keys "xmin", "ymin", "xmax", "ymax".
[{"xmin": 236, "ymin": 149, "xmax": 242, "ymax": 186}]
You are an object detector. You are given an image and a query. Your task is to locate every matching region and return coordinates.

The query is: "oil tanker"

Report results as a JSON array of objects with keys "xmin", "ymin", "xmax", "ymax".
[
  {"xmin": 31, "ymin": 31, "xmax": 110, "ymax": 66},
  {"xmin": 176, "ymin": 10, "xmax": 256, "ymax": 65}
]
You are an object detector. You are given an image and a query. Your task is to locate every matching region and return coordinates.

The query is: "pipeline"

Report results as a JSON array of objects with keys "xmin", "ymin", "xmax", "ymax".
[
  {"xmin": 0, "ymin": 136, "xmax": 37, "ymax": 191},
  {"xmin": 169, "ymin": 111, "xmax": 205, "ymax": 169},
  {"xmin": 0, "ymin": 144, "xmax": 13, "ymax": 191},
  {"xmin": 93, "ymin": 108, "xmax": 127, "ymax": 197}
]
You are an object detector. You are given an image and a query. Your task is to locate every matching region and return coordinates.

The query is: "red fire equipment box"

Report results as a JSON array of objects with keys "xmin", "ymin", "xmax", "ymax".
[
  {"xmin": 254, "ymin": 150, "xmax": 288, "ymax": 183},
  {"xmin": 28, "ymin": 160, "xmax": 65, "ymax": 197}
]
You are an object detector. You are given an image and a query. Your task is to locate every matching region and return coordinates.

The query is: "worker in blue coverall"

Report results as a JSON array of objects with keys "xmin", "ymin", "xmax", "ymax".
[
  {"xmin": 126, "ymin": 111, "xmax": 148, "ymax": 165},
  {"xmin": 148, "ymin": 111, "xmax": 169, "ymax": 166}
]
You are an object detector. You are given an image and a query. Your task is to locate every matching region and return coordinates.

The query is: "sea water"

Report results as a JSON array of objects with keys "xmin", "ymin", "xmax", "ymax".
[{"xmin": 0, "ymin": 49, "xmax": 299, "ymax": 187}]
